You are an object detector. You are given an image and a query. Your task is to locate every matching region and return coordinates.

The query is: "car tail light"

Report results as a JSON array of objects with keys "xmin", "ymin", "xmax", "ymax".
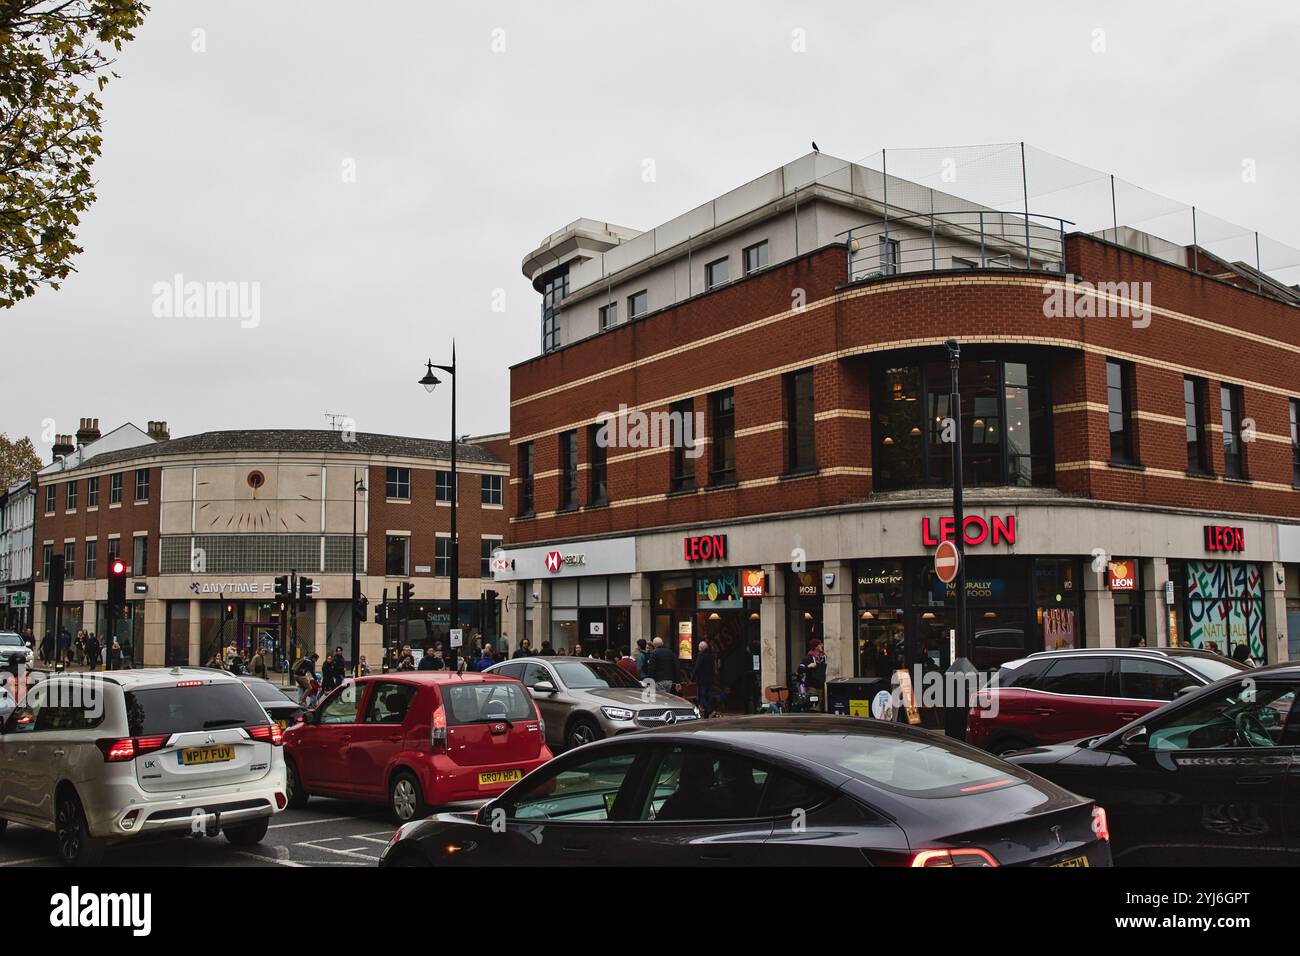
[
  {"xmin": 430, "ymin": 705, "xmax": 447, "ymax": 750},
  {"xmin": 96, "ymin": 735, "xmax": 168, "ymax": 762},
  {"xmin": 247, "ymin": 724, "xmax": 283, "ymax": 746},
  {"xmin": 175, "ymin": 680, "xmax": 203, "ymax": 688},
  {"xmin": 274, "ymin": 792, "xmax": 287, "ymax": 810},
  {"xmin": 910, "ymin": 848, "xmax": 999, "ymax": 868},
  {"xmin": 1092, "ymin": 805, "xmax": 1110, "ymax": 842}
]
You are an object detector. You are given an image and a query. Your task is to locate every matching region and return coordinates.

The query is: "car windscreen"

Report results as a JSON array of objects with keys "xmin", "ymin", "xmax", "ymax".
[
  {"xmin": 552, "ymin": 659, "xmax": 641, "ymax": 689},
  {"xmin": 807, "ymin": 733, "xmax": 1022, "ymax": 798},
  {"xmin": 1177, "ymin": 656, "xmax": 1246, "ymax": 683},
  {"xmin": 125, "ymin": 682, "xmax": 270, "ymax": 736},
  {"xmin": 443, "ymin": 682, "xmax": 535, "ymax": 725},
  {"xmin": 0, "ymin": 634, "xmax": 22, "ymax": 646}
]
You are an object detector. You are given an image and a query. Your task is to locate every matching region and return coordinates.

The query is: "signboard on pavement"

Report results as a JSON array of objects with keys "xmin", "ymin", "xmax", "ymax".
[{"xmin": 449, "ymin": 628, "xmax": 463, "ymax": 648}]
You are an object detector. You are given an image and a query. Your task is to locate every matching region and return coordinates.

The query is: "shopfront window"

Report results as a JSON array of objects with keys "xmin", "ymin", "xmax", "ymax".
[
  {"xmin": 874, "ymin": 354, "xmax": 1053, "ymax": 490},
  {"xmin": 653, "ymin": 571, "xmax": 760, "ymax": 713},
  {"xmin": 1185, "ymin": 561, "xmax": 1264, "ymax": 662},
  {"xmin": 855, "ymin": 562, "xmax": 905, "ymax": 680}
]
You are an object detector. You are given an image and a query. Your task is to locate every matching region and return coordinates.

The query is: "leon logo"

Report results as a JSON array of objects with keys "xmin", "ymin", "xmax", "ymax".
[
  {"xmin": 741, "ymin": 569, "xmax": 765, "ymax": 598},
  {"xmin": 1107, "ymin": 560, "xmax": 1136, "ymax": 592},
  {"xmin": 49, "ymin": 886, "xmax": 152, "ymax": 937}
]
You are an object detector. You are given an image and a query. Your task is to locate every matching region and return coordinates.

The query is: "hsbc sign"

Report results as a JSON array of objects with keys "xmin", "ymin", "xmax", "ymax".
[{"xmin": 544, "ymin": 550, "xmax": 587, "ymax": 573}]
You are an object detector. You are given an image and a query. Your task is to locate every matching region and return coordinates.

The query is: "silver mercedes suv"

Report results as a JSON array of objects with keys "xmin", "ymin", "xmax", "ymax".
[
  {"xmin": 487, "ymin": 657, "xmax": 698, "ymax": 751},
  {"xmin": 0, "ymin": 667, "xmax": 287, "ymax": 865}
]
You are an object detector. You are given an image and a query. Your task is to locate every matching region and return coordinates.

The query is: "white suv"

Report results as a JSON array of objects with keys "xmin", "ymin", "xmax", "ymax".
[{"xmin": 0, "ymin": 667, "xmax": 287, "ymax": 865}]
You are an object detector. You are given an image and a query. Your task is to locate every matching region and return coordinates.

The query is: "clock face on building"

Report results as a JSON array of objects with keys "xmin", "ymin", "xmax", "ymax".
[{"xmin": 195, "ymin": 469, "xmax": 320, "ymax": 531}]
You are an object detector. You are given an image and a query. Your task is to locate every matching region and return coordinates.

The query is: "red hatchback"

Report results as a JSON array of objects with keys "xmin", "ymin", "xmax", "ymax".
[
  {"xmin": 967, "ymin": 648, "xmax": 1248, "ymax": 755},
  {"xmin": 283, "ymin": 672, "xmax": 552, "ymax": 822}
]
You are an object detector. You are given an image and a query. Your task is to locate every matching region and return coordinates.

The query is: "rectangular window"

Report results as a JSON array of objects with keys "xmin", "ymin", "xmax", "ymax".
[
  {"xmin": 109, "ymin": 472, "xmax": 123, "ymax": 505},
  {"xmin": 1221, "ymin": 384, "xmax": 1246, "ymax": 479},
  {"xmin": 87, "ymin": 476, "xmax": 99, "ymax": 508},
  {"xmin": 64, "ymin": 541, "xmax": 75, "ymax": 579},
  {"xmin": 66, "ymin": 481, "xmax": 77, "ymax": 511},
  {"xmin": 1291, "ymin": 399, "xmax": 1299, "ymax": 487},
  {"xmin": 559, "ymin": 430, "xmax": 578, "ymax": 509},
  {"xmin": 743, "ymin": 241, "xmax": 769, "ymax": 275},
  {"xmin": 1184, "ymin": 376, "xmax": 1209, "ymax": 473},
  {"xmin": 518, "ymin": 443, "xmax": 534, "ymax": 515},
  {"xmin": 135, "ymin": 468, "xmax": 150, "ymax": 502},
  {"xmin": 386, "ymin": 466, "xmax": 410, "ymax": 500},
  {"xmin": 670, "ymin": 399, "xmax": 695, "ymax": 492},
  {"xmin": 710, "ymin": 388, "xmax": 736, "ymax": 484},
  {"xmin": 107, "ymin": 538, "xmax": 121, "ymax": 563},
  {"xmin": 1106, "ymin": 359, "xmax": 1135, "ymax": 464},
  {"xmin": 133, "ymin": 535, "xmax": 147, "ymax": 576},
  {"xmin": 385, "ymin": 536, "xmax": 409, "ymax": 577},
  {"xmin": 705, "ymin": 257, "xmax": 729, "ymax": 290},
  {"xmin": 786, "ymin": 369, "xmax": 816, "ymax": 473},
  {"xmin": 480, "ymin": 538, "xmax": 497, "ymax": 578},
  {"xmin": 44, "ymin": 485, "xmax": 56, "ymax": 514},
  {"xmin": 880, "ymin": 237, "xmax": 899, "ymax": 275},
  {"xmin": 85, "ymin": 540, "xmax": 97, "ymax": 579},
  {"xmin": 599, "ymin": 302, "xmax": 618, "ymax": 331},
  {"xmin": 627, "ymin": 290, "xmax": 648, "ymax": 320},
  {"xmin": 435, "ymin": 537, "xmax": 452, "ymax": 577},
  {"xmin": 42, "ymin": 544, "xmax": 52, "ymax": 579},
  {"xmin": 480, "ymin": 474, "xmax": 503, "ymax": 505},
  {"xmin": 435, "ymin": 470, "xmax": 455, "ymax": 503},
  {"xmin": 588, "ymin": 424, "xmax": 608, "ymax": 505}
]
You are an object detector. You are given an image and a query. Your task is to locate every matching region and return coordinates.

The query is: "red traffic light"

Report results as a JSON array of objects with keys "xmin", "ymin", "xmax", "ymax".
[{"xmin": 110, "ymin": 559, "xmax": 126, "ymax": 576}]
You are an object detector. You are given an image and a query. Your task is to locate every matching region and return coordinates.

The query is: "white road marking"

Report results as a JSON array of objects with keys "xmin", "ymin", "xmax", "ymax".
[
  {"xmin": 0, "ymin": 856, "xmax": 48, "ymax": 867},
  {"xmin": 297, "ymin": 842, "xmax": 380, "ymax": 861},
  {"xmin": 269, "ymin": 816, "xmax": 355, "ymax": 829},
  {"xmin": 235, "ymin": 849, "xmax": 305, "ymax": 867}
]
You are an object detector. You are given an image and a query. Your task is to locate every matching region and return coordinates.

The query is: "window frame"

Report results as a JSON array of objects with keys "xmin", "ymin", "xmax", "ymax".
[
  {"xmin": 1184, "ymin": 376, "xmax": 1211, "ymax": 474},
  {"xmin": 435, "ymin": 470, "xmax": 456, "ymax": 504},
  {"xmin": 385, "ymin": 535, "xmax": 410, "ymax": 577},
  {"xmin": 109, "ymin": 472, "xmax": 123, "ymax": 505},
  {"xmin": 1291, "ymin": 398, "xmax": 1300, "ymax": 488},
  {"xmin": 480, "ymin": 473, "xmax": 503, "ymax": 506},
  {"xmin": 598, "ymin": 301, "xmax": 618, "ymax": 331},
  {"xmin": 44, "ymin": 485, "xmax": 56, "ymax": 515},
  {"xmin": 1106, "ymin": 358, "xmax": 1137, "ymax": 465},
  {"xmin": 1220, "ymin": 383, "xmax": 1246, "ymax": 479},
  {"xmin": 132, "ymin": 535, "xmax": 148, "ymax": 576},
  {"xmin": 65, "ymin": 481, "xmax": 77, "ymax": 511},
  {"xmin": 385, "ymin": 466, "xmax": 411, "ymax": 501},
  {"xmin": 63, "ymin": 541, "xmax": 75, "ymax": 579},
  {"xmin": 435, "ymin": 536, "xmax": 452, "ymax": 578},
  {"xmin": 134, "ymin": 468, "xmax": 150, "ymax": 503},
  {"xmin": 742, "ymin": 240, "xmax": 769, "ymax": 276},
  {"xmin": 627, "ymin": 290, "xmax": 648, "ymax": 320},
  {"xmin": 559, "ymin": 430, "xmax": 578, "ymax": 510},
  {"xmin": 86, "ymin": 476, "xmax": 99, "ymax": 508},
  {"xmin": 518, "ymin": 443, "xmax": 535, "ymax": 516},
  {"xmin": 704, "ymin": 257, "xmax": 729, "ymax": 291},
  {"xmin": 786, "ymin": 369, "xmax": 816, "ymax": 475},
  {"xmin": 588, "ymin": 424, "xmax": 608, "ymax": 506},
  {"xmin": 85, "ymin": 540, "xmax": 97, "ymax": 579},
  {"xmin": 709, "ymin": 388, "xmax": 736, "ymax": 485},
  {"xmin": 669, "ymin": 399, "xmax": 696, "ymax": 493}
]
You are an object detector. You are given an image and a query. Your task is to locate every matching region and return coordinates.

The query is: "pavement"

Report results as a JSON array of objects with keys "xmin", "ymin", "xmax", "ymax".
[{"xmin": 0, "ymin": 799, "xmax": 399, "ymax": 867}]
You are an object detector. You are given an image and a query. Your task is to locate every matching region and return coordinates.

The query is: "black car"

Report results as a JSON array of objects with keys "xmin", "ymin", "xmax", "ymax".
[
  {"xmin": 379, "ymin": 714, "xmax": 1111, "ymax": 867},
  {"xmin": 240, "ymin": 676, "xmax": 303, "ymax": 726},
  {"xmin": 1008, "ymin": 663, "xmax": 1300, "ymax": 865}
]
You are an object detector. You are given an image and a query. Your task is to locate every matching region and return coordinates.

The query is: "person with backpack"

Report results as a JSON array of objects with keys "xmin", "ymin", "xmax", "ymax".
[{"xmin": 293, "ymin": 654, "xmax": 318, "ymax": 706}]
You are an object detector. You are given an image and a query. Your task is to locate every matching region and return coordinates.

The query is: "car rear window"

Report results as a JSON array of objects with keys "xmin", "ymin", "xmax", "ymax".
[
  {"xmin": 810, "ymin": 734, "xmax": 1022, "ymax": 798},
  {"xmin": 443, "ymin": 682, "xmax": 535, "ymax": 725},
  {"xmin": 125, "ymin": 682, "xmax": 269, "ymax": 736},
  {"xmin": 245, "ymin": 681, "xmax": 297, "ymax": 705},
  {"xmin": 1178, "ymin": 656, "xmax": 1246, "ymax": 683},
  {"xmin": 551, "ymin": 659, "xmax": 641, "ymax": 689}
]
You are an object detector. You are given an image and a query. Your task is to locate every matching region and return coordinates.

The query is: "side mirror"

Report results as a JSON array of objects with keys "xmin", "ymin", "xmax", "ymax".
[
  {"xmin": 1174, "ymin": 685, "xmax": 1198, "ymax": 699},
  {"xmin": 1120, "ymin": 724, "xmax": 1149, "ymax": 751},
  {"xmin": 532, "ymin": 681, "xmax": 556, "ymax": 695}
]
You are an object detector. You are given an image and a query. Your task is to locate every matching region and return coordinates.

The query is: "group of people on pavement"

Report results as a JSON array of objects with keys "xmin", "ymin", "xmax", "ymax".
[{"xmin": 36, "ymin": 627, "xmax": 125, "ymax": 669}]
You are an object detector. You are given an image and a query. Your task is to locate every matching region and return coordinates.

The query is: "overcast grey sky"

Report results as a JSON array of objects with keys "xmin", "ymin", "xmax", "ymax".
[{"xmin": 5, "ymin": 0, "xmax": 1298, "ymax": 451}]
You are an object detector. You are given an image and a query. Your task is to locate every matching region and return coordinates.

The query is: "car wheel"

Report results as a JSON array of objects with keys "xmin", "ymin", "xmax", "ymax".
[
  {"xmin": 224, "ymin": 817, "xmax": 270, "ymax": 846},
  {"xmin": 285, "ymin": 757, "xmax": 309, "ymax": 809},
  {"xmin": 566, "ymin": 717, "xmax": 602, "ymax": 750},
  {"xmin": 55, "ymin": 790, "xmax": 105, "ymax": 867},
  {"xmin": 389, "ymin": 771, "xmax": 427, "ymax": 824}
]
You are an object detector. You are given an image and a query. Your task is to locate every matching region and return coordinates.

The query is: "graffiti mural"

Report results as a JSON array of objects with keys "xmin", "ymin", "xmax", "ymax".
[{"xmin": 1185, "ymin": 561, "xmax": 1264, "ymax": 660}]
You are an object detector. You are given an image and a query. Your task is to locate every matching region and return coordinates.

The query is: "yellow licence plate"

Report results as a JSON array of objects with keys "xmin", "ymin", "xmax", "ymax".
[
  {"xmin": 478, "ymin": 769, "xmax": 523, "ymax": 787},
  {"xmin": 179, "ymin": 744, "xmax": 235, "ymax": 766},
  {"xmin": 1052, "ymin": 855, "xmax": 1090, "ymax": 868}
]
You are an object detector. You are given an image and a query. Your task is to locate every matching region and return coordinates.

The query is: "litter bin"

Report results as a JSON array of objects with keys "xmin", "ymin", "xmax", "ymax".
[{"xmin": 826, "ymin": 677, "xmax": 890, "ymax": 718}]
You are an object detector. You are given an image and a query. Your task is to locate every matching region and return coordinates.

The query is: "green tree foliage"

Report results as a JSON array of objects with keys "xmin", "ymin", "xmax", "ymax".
[
  {"xmin": 0, "ymin": 1, "xmax": 148, "ymax": 308},
  {"xmin": 0, "ymin": 431, "xmax": 42, "ymax": 487}
]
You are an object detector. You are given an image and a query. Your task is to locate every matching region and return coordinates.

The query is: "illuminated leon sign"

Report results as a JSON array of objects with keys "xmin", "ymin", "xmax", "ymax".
[{"xmin": 921, "ymin": 515, "xmax": 1016, "ymax": 547}]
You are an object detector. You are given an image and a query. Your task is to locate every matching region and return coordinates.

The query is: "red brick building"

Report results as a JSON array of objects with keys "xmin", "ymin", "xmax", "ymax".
[
  {"xmin": 32, "ymin": 426, "xmax": 510, "ymax": 668},
  {"xmin": 495, "ymin": 151, "xmax": 1300, "ymax": 709}
]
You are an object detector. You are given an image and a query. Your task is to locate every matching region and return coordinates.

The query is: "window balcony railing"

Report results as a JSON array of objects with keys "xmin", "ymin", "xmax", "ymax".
[{"xmin": 840, "ymin": 211, "xmax": 1073, "ymax": 284}]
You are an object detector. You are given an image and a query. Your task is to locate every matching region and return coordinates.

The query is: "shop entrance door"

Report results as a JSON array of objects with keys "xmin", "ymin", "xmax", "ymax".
[{"xmin": 239, "ymin": 620, "xmax": 278, "ymax": 660}]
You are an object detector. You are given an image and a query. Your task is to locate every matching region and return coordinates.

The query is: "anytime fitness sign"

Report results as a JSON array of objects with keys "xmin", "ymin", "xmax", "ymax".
[{"xmin": 921, "ymin": 515, "xmax": 1017, "ymax": 547}]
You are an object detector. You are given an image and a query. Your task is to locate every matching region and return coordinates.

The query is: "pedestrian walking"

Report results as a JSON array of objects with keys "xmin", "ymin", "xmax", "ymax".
[
  {"xmin": 512, "ymin": 638, "xmax": 533, "ymax": 659},
  {"xmin": 250, "ymin": 647, "xmax": 268, "ymax": 679},
  {"xmin": 616, "ymin": 648, "xmax": 639, "ymax": 681},
  {"xmin": 646, "ymin": 636, "xmax": 679, "ymax": 696},
  {"xmin": 293, "ymin": 654, "xmax": 318, "ymax": 706},
  {"xmin": 634, "ymin": 639, "xmax": 650, "ymax": 678}
]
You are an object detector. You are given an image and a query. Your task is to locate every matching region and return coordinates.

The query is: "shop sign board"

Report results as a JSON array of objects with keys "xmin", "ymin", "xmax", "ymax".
[
  {"xmin": 1107, "ymin": 559, "xmax": 1136, "ymax": 592},
  {"xmin": 683, "ymin": 533, "xmax": 727, "ymax": 562},
  {"xmin": 740, "ymin": 569, "xmax": 766, "ymax": 598},
  {"xmin": 491, "ymin": 537, "xmax": 635, "ymax": 582},
  {"xmin": 1204, "ymin": 525, "xmax": 1245, "ymax": 553},
  {"xmin": 921, "ymin": 514, "xmax": 1016, "ymax": 547}
]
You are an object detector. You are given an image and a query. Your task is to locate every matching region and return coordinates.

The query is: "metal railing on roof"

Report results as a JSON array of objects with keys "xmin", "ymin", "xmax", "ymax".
[{"xmin": 839, "ymin": 210, "xmax": 1073, "ymax": 284}]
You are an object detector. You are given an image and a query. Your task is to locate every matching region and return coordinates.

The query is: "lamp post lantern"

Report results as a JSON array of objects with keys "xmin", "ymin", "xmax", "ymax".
[{"xmin": 420, "ymin": 346, "xmax": 459, "ymax": 668}]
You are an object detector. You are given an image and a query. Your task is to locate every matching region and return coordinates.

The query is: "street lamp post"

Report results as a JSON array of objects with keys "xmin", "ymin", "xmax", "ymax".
[
  {"xmin": 351, "ymin": 469, "xmax": 365, "ymax": 676},
  {"xmin": 420, "ymin": 346, "xmax": 459, "ymax": 668},
  {"xmin": 945, "ymin": 338, "xmax": 971, "ymax": 740}
]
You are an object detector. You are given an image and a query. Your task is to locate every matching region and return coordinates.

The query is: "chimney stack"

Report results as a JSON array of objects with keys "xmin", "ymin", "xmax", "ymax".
[
  {"xmin": 52, "ymin": 434, "xmax": 75, "ymax": 461},
  {"xmin": 147, "ymin": 420, "xmax": 170, "ymax": 442},
  {"xmin": 75, "ymin": 417, "xmax": 101, "ymax": 447}
]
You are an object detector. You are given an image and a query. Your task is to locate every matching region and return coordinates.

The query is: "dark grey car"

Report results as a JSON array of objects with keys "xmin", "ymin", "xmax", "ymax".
[{"xmin": 487, "ymin": 657, "xmax": 698, "ymax": 751}]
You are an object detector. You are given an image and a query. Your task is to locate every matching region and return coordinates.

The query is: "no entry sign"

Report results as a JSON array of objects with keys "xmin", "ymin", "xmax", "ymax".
[{"xmin": 934, "ymin": 539, "xmax": 960, "ymax": 584}]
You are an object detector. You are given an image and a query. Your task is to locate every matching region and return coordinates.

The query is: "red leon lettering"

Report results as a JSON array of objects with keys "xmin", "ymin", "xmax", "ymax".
[
  {"xmin": 962, "ymin": 516, "xmax": 990, "ymax": 546},
  {"xmin": 991, "ymin": 514, "xmax": 1016, "ymax": 546},
  {"xmin": 922, "ymin": 518, "xmax": 938, "ymax": 547},
  {"xmin": 939, "ymin": 516, "xmax": 956, "ymax": 542}
]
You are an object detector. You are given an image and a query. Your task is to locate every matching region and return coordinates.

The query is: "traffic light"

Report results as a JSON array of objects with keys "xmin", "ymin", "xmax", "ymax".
[
  {"xmin": 107, "ymin": 556, "xmax": 127, "ymax": 607},
  {"xmin": 47, "ymin": 553, "xmax": 66, "ymax": 607},
  {"xmin": 374, "ymin": 595, "xmax": 387, "ymax": 625},
  {"xmin": 222, "ymin": 602, "xmax": 235, "ymax": 623},
  {"xmin": 273, "ymin": 575, "xmax": 289, "ymax": 600},
  {"xmin": 399, "ymin": 581, "xmax": 414, "ymax": 605},
  {"xmin": 298, "ymin": 576, "xmax": 313, "ymax": 609},
  {"xmin": 352, "ymin": 580, "xmax": 368, "ymax": 620}
]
